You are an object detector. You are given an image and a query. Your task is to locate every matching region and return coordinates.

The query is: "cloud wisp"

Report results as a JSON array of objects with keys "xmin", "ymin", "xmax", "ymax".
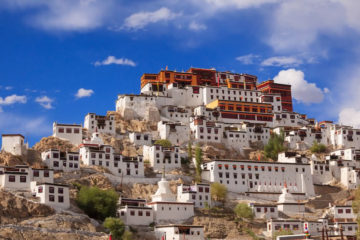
[
  {"xmin": 75, "ymin": 88, "xmax": 94, "ymax": 99},
  {"xmin": 35, "ymin": 96, "xmax": 54, "ymax": 109},
  {"xmin": 94, "ymin": 56, "xmax": 136, "ymax": 67}
]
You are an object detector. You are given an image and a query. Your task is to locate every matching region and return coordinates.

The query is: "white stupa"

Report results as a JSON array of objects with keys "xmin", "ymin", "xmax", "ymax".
[
  {"xmin": 151, "ymin": 168, "xmax": 176, "ymax": 202},
  {"xmin": 277, "ymin": 182, "xmax": 305, "ymax": 214},
  {"xmin": 83, "ymin": 128, "xmax": 104, "ymax": 146}
]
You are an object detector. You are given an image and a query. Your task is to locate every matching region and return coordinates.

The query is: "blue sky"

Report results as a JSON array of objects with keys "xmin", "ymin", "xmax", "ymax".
[{"xmin": 0, "ymin": 0, "xmax": 360, "ymax": 146}]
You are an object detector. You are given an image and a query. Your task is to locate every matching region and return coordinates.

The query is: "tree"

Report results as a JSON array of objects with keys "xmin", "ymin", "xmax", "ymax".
[
  {"xmin": 103, "ymin": 217, "xmax": 126, "ymax": 240},
  {"xmin": 76, "ymin": 186, "xmax": 119, "ymax": 221},
  {"xmin": 154, "ymin": 139, "xmax": 172, "ymax": 148},
  {"xmin": 234, "ymin": 203, "xmax": 253, "ymax": 221},
  {"xmin": 264, "ymin": 131, "xmax": 286, "ymax": 160},
  {"xmin": 273, "ymin": 229, "xmax": 293, "ymax": 240},
  {"xmin": 310, "ymin": 141, "xmax": 327, "ymax": 153},
  {"xmin": 210, "ymin": 182, "xmax": 227, "ymax": 203},
  {"xmin": 188, "ymin": 142, "xmax": 193, "ymax": 160},
  {"xmin": 195, "ymin": 144, "xmax": 203, "ymax": 182}
]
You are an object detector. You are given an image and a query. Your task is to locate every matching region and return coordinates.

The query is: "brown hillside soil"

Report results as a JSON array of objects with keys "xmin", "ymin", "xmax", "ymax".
[
  {"xmin": 33, "ymin": 136, "xmax": 78, "ymax": 153},
  {"xmin": 0, "ymin": 151, "xmax": 25, "ymax": 166}
]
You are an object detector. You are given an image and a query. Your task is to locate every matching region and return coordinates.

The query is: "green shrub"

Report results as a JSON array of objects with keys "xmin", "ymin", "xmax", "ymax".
[
  {"xmin": 310, "ymin": 141, "xmax": 327, "ymax": 153},
  {"xmin": 76, "ymin": 186, "xmax": 118, "ymax": 220},
  {"xmin": 195, "ymin": 144, "xmax": 203, "ymax": 182},
  {"xmin": 210, "ymin": 182, "xmax": 227, "ymax": 203},
  {"xmin": 154, "ymin": 139, "xmax": 172, "ymax": 148},
  {"xmin": 234, "ymin": 203, "xmax": 253, "ymax": 221},
  {"xmin": 264, "ymin": 131, "xmax": 286, "ymax": 160},
  {"xmin": 103, "ymin": 217, "xmax": 126, "ymax": 240}
]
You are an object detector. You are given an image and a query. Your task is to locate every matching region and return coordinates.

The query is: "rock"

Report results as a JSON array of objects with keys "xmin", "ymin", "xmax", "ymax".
[
  {"xmin": 0, "ymin": 151, "xmax": 25, "ymax": 166},
  {"xmin": 0, "ymin": 190, "xmax": 55, "ymax": 224},
  {"xmin": 33, "ymin": 136, "xmax": 78, "ymax": 153}
]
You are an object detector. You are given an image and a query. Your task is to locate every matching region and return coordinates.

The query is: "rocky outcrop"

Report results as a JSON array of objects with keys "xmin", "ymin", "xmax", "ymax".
[
  {"xmin": 0, "ymin": 190, "xmax": 55, "ymax": 224},
  {"xmin": 0, "ymin": 225, "xmax": 108, "ymax": 240},
  {"xmin": 33, "ymin": 136, "xmax": 78, "ymax": 153},
  {"xmin": 0, "ymin": 151, "xmax": 25, "ymax": 166}
]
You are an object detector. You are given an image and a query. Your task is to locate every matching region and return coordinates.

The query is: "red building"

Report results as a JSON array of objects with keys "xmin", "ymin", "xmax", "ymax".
[{"xmin": 257, "ymin": 80, "xmax": 293, "ymax": 112}]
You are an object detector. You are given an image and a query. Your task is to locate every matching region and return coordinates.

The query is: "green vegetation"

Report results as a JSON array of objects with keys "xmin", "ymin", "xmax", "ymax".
[
  {"xmin": 273, "ymin": 229, "xmax": 293, "ymax": 240},
  {"xmin": 188, "ymin": 142, "xmax": 193, "ymax": 160},
  {"xmin": 264, "ymin": 131, "xmax": 285, "ymax": 160},
  {"xmin": 210, "ymin": 182, "xmax": 227, "ymax": 203},
  {"xmin": 103, "ymin": 217, "xmax": 126, "ymax": 240},
  {"xmin": 245, "ymin": 228, "xmax": 260, "ymax": 240},
  {"xmin": 310, "ymin": 141, "xmax": 327, "ymax": 153},
  {"xmin": 154, "ymin": 139, "xmax": 172, "ymax": 148},
  {"xmin": 195, "ymin": 144, "xmax": 203, "ymax": 182},
  {"xmin": 76, "ymin": 186, "xmax": 118, "ymax": 221},
  {"xmin": 234, "ymin": 203, "xmax": 254, "ymax": 221}
]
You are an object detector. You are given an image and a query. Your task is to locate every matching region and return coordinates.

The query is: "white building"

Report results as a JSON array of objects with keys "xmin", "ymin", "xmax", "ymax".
[
  {"xmin": 201, "ymin": 159, "xmax": 315, "ymax": 199},
  {"xmin": 147, "ymin": 172, "xmax": 194, "ymax": 223},
  {"xmin": 116, "ymin": 94, "xmax": 171, "ymax": 121},
  {"xmin": 190, "ymin": 118, "xmax": 223, "ymax": 144},
  {"xmin": 267, "ymin": 219, "xmax": 304, "ymax": 236},
  {"xmin": 155, "ymin": 225, "xmax": 205, "ymax": 240},
  {"xmin": 0, "ymin": 165, "xmax": 54, "ymax": 190},
  {"xmin": 329, "ymin": 205, "xmax": 356, "ymax": 222},
  {"xmin": 84, "ymin": 113, "xmax": 115, "ymax": 135},
  {"xmin": 249, "ymin": 203, "xmax": 278, "ymax": 219},
  {"xmin": 177, "ymin": 183, "xmax": 211, "ymax": 208},
  {"xmin": 117, "ymin": 198, "xmax": 154, "ymax": 226},
  {"xmin": 273, "ymin": 112, "xmax": 310, "ymax": 128},
  {"xmin": 1, "ymin": 134, "xmax": 28, "ymax": 156},
  {"xmin": 284, "ymin": 127, "xmax": 326, "ymax": 150},
  {"xmin": 79, "ymin": 132, "xmax": 144, "ymax": 177},
  {"xmin": 143, "ymin": 145, "xmax": 182, "ymax": 172},
  {"xmin": 157, "ymin": 121, "xmax": 190, "ymax": 145},
  {"xmin": 31, "ymin": 182, "xmax": 70, "ymax": 209},
  {"xmin": 330, "ymin": 148, "xmax": 360, "ymax": 162},
  {"xmin": 41, "ymin": 149, "xmax": 80, "ymax": 172},
  {"xmin": 129, "ymin": 132, "xmax": 152, "ymax": 146},
  {"xmin": 310, "ymin": 156, "xmax": 332, "ymax": 185},
  {"xmin": 160, "ymin": 106, "xmax": 191, "ymax": 124},
  {"xmin": 53, "ymin": 122, "xmax": 82, "ymax": 145}
]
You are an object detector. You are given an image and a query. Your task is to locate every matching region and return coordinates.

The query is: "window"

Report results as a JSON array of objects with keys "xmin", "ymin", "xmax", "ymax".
[
  {"xmin": 33, "ymin": 170, "xmax": 39, "ymax": 177},
  {"xmin": 58, "ymin": 128, "xmax": 64, "ymax": 133},
  {"xmin": 199, "ymin": 187, "xmax": 203, "ymax": 192},
  {"xmin": 256, "ymin": 208, "xmax": 261, "ymax": 212},
  {"xmin": 20, "ymin": 176, "xmax": 26, "ymax": 182},
  {"xmin": 58, "ymin": 188, "xmax": 63, "ymax": 194},
  {"xmin": 44, "ymin": 171, "xmax": 50, "ymax": 177},
  {"xmin": 130, "ymin": 211, "xmax": 135, "ymax": 216},
  {"xmin": 138, "ymin": 211, "xmax": 143, "ymax": 216},
  {"xmin": 49, "ymin": 195, "xmax": 55, "ymax": 202},
  {"xmin": 53, "ymin": 153, "xmax": 59, "ymax": 158},
  {"xmin": 38, "ymin": 186, "xmax": 43, "ymax": 193},
  {"xmin": 146, "ymin": 211, "xmax": 151, "ymax": 216},
  {"xmin": 9, "ymin": 175, "xmax": 15, "ymax": 182},
  {"xmin": 58, "ymin": 196, "xmax": 64, "ymax": 203},
  {"xmin": 49, "ymin": 187, "xmax": 55, "ymax": 193},
  {"xmin": 74, "ymin": 128, "xmax": 80, "ymax": 134},
  {"xmin": 346, "ymin": 209, "xmax": 351, "ymax": 214},
  {"xmin": 338, "ymin": 209, "xmax": 344, "ymax": 214},
  {"xmin": 66, "ymin": 128, "xmax": 72, "ymax": 133}
]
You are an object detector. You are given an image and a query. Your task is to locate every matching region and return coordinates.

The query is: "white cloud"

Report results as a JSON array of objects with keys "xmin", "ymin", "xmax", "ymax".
[
  {"xmin": 236, "ymin": 54, "xmax": 260, "ymax": 65},
  {"xmin": 5, "ymin": 86, "xmax": 13, "ymax": 90},
  {"xmin": 122, "ymin": 7, "xmax": 180, "ymax": 30},
  {"xmin": 0, "ymin": 0, "xmax": 114, "ymax": 31},
  {"xmin": 202, "ymin": 0, "xmax": 279, "ymax": 10},
  {"xmin": 273, "ymin": 69, "xmax": 326, "ymax": 104},
  {"xmin": 189, "ymin": 21, "xmax": 207, "ymax": 31},
  {"xmin": 268, "ymin": 0, "xmax": 360, "ymax": 52},
  {"xmin": 75, "ymin": 88, "xmax": 94, "ymax": 98},
  {"xmin": 338, "ymin": 108, "xmax": 360, "ymax": 128},
  {"xmin": 0, "ymin": 94, "xmax": 27, "ymax": 105},
  {"xmin": 35, "ymin": 96, "xmax": 54, "ymax": 109},
  {"xmin": 94, "ymin": 56, "xmax": 136, "ymax": 67},
  {"xmin": 261, "ymin": 56, "xmax": 303, "ymax": 67}
]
